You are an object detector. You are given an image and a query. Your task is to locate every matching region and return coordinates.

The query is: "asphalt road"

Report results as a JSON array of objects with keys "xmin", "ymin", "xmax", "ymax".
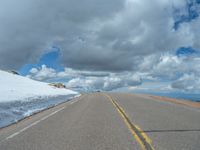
[{"xmin": 0, "ymin": 93, "xmax": 200, "ymax": 150}]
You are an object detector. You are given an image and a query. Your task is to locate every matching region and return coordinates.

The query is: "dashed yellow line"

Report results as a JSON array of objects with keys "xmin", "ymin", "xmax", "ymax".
[{"xmin": 104, "ymin": 94, "xmax": 155, "ymax": 150}]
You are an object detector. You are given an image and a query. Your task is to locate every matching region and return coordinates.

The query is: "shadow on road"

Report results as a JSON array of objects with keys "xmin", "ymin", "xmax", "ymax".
[{"xmin": 142, "ymin": 129, "xmax": 200, "ymax": 133}]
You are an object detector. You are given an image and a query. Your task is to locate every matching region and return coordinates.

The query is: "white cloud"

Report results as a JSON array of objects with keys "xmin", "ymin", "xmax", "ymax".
[
  {"xmin": 27, "ymin": 50, "xmax": 200, "ymax": 92},
  {"xmin": 66, "ymin": 73, "xmax": 142, "ymax": 91},
  {"xmin": 171, "ymin": 73, "xmax": 200, "ymax": 93},
  {"xmin": 29, "ymin": 68, "xmax": 38, "ymax": 74},
  {"xmin": 1, "ymin": 0, "xmax": 200, "ymax": 72},
  {"xmin": 27, "ymin": 65, "xmax": 57, "ymax": 81},
  {"xmin": 3, "ymin": 0, "xmax": 199, "ymax": 93}
]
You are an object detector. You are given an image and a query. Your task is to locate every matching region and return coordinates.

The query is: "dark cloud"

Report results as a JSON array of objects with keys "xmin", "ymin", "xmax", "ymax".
[
  {"xmin": 0, "ymin": 0, "xmax": 124, "ymax": 69},
  {"xmin": 1, "ymin": 0, "xmax": 200, "ymax": 92}
]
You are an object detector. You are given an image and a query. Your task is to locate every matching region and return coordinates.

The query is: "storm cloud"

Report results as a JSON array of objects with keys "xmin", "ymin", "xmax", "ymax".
[
  {"xmin": 0, "ymin": 0, "xmax": 124, "ymax": 69},
  {"xmin": 1, "ymin": 0, "xmax": 199, "ymax": 70},
  {"xmin": 1, "ymin": 0, "xmax": 200, "ymax": 91}
]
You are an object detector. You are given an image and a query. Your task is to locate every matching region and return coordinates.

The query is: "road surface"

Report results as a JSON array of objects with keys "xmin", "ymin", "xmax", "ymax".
[{"xmin": 0, "ymin": 93, "xmax": 200, "ymax": 150}]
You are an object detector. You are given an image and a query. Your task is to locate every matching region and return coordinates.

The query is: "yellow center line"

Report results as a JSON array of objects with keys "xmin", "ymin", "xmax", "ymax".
[{"xmin": 104, "ymin": 94, "xmax": 155, "ymax": 150}]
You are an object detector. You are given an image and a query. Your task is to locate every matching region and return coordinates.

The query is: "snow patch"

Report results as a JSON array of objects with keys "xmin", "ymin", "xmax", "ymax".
[{"xmin": 0, "ymin": 70, "xmax": 79, "ymax": 128}]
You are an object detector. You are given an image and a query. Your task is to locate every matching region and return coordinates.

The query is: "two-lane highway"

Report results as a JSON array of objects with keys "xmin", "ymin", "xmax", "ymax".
[
  {"xmin": 110, "ymin": 93, "xmax": 200, "ymax": 150},
  {"xmin": 0, "ymin": 93, "xmax": 200, "ymax": 150}
]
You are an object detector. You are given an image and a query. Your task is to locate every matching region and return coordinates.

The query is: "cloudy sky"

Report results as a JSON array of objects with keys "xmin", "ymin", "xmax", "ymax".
[{"xmin": 0, "ymin": 0, "xmax": 200, "ymax": 94}]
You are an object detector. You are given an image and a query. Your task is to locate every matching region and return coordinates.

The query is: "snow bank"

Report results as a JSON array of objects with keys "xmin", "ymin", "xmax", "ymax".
[
  {"xmin": 0, "ymin": 70, "xmax": 78, "ymax": 102},
  {"xmin": 0, "ymin": 70, "xmax": 79, "ymax": 128}
]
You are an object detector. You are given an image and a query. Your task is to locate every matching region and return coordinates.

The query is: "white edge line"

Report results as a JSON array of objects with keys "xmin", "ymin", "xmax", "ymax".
[
  {"xmin": 70, "ymin": 99, "xmax": 79, "ymax": 105},
  {"xmin": 6, "ymin": 106, "xmax": 66, "ymax": 140}
]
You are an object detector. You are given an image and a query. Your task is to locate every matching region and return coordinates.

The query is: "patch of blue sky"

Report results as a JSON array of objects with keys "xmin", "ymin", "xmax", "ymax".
[
  {"xmin": 176, "ymin": 47, "xmax": 198, "ymax": 56},
  {"xmin": 173, "ymin": 0, "xmax": 200, "ymax": 30},
  {"xmin": 19, "ymin": 46, "xmax": 64, "ymax": 76}
]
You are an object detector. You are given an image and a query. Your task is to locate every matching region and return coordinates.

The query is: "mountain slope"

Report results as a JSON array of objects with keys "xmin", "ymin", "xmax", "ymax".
[
  {"xmin": 0, "ymin": 70, "xmax": 79, "ymax": 128},
  {"xmin": 0, "ymin": 70, "xmax": 78, "ymax": 102}
]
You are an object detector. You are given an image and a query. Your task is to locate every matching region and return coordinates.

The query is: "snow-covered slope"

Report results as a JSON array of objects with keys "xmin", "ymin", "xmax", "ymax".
[
  {"xmin": 0, "ymin": 70, "xmax": 79, "ymax": 128},
  {"xmin": 0, "ymin": 70, "xmax": 78, "ymax": 102}
]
